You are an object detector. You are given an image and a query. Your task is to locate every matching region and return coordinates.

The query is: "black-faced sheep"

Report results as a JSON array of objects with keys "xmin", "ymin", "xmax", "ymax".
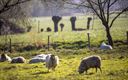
[
  {"xmin": 11, "ymin": 56, "xmax": 26, "ymax": 63},
  {"xmin": 29, "ymin": 54, "xmax": 47, "ymax": 64},
  {"xmin": 0, "ymin": 53, "xmax": 11, "ymax": 62},
  {"xmin": 45, "ymin": 54, "xmax": 59, "ymax": 71},
  {"xmin": 78, "ymin": 55, "xmax": 102, "ymax": 74},
  {"xmin": 100, "ymin": 42, "xmax": 112, "ymax": 50}
]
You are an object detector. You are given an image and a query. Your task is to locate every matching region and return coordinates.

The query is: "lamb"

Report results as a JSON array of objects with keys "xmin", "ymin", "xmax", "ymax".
[
  {"xmin": 100, "ymin": 42, "xmax": 112, "ymax": 50},
  {"xmin": 11, "ymin": 56, "xmax": 26, "ymax": 63},
  {"xmin": 78, "ymin": 55, "xmax": 102, "ymax": 74},
  {"xmin": 0, "ymin": 53, "xmax": 11, "ymax": 62},
  {"xmin": 45, "ymin": 54, "xmax": 59, "ymax": 71},
  {"xmin": 29, "ymin": 54, "xmax": 47, "ymax": 64}
]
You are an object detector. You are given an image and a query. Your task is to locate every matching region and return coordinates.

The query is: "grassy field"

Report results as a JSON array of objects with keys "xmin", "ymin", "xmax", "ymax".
[
  {"xmin": 0, "ymin": 16, "xmax": 128, "ymax": 80},
  {"xmin": 0, "ymin": 47, "xmax": 128, "ymax": 80}
]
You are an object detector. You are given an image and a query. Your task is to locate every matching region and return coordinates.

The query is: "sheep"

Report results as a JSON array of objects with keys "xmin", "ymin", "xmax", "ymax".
[
  {"xmin": 29, "ymin": 54, "xmax": 47, "ymax": 64},
  {"xmin": 78, "ymin": 55, "xmax": 102, "ymax": 74},
  {"xmin": 100, "ymin": 42, "xmax": 112, "ymax": 50},
  {"xmin": 11, "ymin": 56, "xmax": 26, "ymax": 63},
  {"xmin": 29, "ymin": 58, "xmax": 45, "ymax": 64},
  {"xmin": 0, "ymin": 53, "xmax": 11, "ymax": 62},
  {"xmin": 45, "ymin": 54, "xmax": 59, "ymax": 71}
]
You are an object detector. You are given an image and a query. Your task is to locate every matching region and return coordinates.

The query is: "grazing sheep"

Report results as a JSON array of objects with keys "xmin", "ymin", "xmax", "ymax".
[
  {"xmin": 100, "ymin": 42, "xmax": 112, "ymax": 50},
  {"xmin": 78, "ymin": 55, "xmax": 102, "ymax": 74},
  {"xmin": 0, "ymin": 53, "xmax": 11, "ymax": 62},
  {"xmin": 29, "ymin": 54, "xmax": 47, "ymax": 64},
  {"xmin": 11, "ymin": 56, "xmax": 26, "ymax": 63},
  {"xmin": 45, "ymin": 54, "xmax": 59, "ymax": 71}
]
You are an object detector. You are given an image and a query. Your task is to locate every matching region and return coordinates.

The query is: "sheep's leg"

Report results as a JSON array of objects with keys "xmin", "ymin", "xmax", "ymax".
[
  {"xmin": 85, "ymin": 70, "xmax": 88, "ymax": 74},
  {"xmin": 52, "ymin": 68, "xmax": 55, "ymax": 71},
  {"xmin": 95, "ymin": 67, "xmax": 98, "ymax": 73},
  {"xmin": 99, "ymin": 67, "xmax": 102, "ymax": 73}
]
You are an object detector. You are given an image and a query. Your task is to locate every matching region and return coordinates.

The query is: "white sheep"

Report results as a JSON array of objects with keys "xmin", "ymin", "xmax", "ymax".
[
  {"xmin": 0, "ymin": 53, "xmax": 11, "ymax": 62},
  {"xmin": 11, "ymin": 56, "xmax": 26, "ymax": 63},
  {"xmin": 78, "ymin": 55, "xmax": 102, "ymax": 74},
  {"xmin": 100, "ymin": 42, "xmax": 112, "ymax": 50},
  {"xmin": 29, "ymin": 54, "xmax": 47, "ymax": 64},
  {"xmin": 45, "ymin": 54, "xmax": 59, "ymax": 71}
]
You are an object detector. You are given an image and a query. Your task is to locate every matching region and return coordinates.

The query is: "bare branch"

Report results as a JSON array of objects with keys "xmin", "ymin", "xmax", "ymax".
[
  {"xmin": 109, "ymin": 0, "xmax": 118, "ymax": 7},
  {"xmin": 110, "ymin": 7, "xmax": 128, "ymax": 27},
  {"xmin": 106, "ymin": 0, "xmax": 110, "ymax": 24},
  {"xmin": 87, "ymin": 0, "xmax": 102, "ymax": 20},
  {"xmin": 0, "ymin": 0, "xmax": 31, "ymax": 14}
]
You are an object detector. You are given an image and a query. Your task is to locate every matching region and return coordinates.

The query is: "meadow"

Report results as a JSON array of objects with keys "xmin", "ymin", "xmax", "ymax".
[{"xmin": 0, "ymin": 15, "xmax": 128, "ymax": 80}]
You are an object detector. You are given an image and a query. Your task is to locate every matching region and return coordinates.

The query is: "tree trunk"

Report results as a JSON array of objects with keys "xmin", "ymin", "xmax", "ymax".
[
  {"xmin": 106, "ymin": 27, "xmax": 113, "ymax": 46},
  {"xmin": 54, "ymin": 22, "xmax": 58, "ymax": 32},
  {"xmin": 52, "ymin": 16, "xmax": 62, "ymax": 32},
  {"xmin": 71, "ymin": 22, "xmax": 76, "ymax": 31},
  {"xmin": 70, "ymin": 17, "xmax": 76, "ymax": 31}
]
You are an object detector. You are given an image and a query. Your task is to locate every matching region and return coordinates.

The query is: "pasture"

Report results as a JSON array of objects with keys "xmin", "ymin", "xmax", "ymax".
[{"xmin": 0, "ymin": 15, "xmax": 128, "ymax": 80}]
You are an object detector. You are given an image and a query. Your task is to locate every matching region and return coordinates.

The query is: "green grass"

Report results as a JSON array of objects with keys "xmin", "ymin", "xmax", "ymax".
[
  {"xmin": 0, "ymin": 15, "xmax": 128, "ymax": 80},
  {"xmin": 0, "ymin": 46, "xmax": 128, "ymax": 80}
]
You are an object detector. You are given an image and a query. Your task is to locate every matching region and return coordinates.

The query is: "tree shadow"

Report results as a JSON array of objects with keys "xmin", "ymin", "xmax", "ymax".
[{"xmin": 73, "ymin": 28, "xmax": 86, "ymax": 31}]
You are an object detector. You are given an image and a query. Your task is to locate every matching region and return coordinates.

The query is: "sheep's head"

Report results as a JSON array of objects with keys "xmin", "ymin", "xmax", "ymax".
[
  {"xmin": 1, "ymin": 53, "xmax": 6, "ymax": 59},
  {"xmin": 78, "ymin": 61, "xmax": 86, "ymax": 74},
  {"xmin": 78, "ymin": 67, "xmax": 85, "ymax": 74},
  {"xmin": 50, "ymin": 55, "xmax": 55, "ymax": 60}
]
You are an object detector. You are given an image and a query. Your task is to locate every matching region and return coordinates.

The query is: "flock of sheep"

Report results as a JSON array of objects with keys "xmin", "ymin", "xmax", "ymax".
[
  {"xmin": 0, "ymin": 53, "xmax": 102, "ymax": 74},
  {"xmin": 0, "ymin": 53, "xmax": 59, "ymax": 72},
  {"xmin": 0, "ymin": 42, "xmax": 112, "ymax": 74}
]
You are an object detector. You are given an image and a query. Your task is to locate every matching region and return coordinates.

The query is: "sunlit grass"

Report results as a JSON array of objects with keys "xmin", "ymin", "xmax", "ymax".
[
  {"xmin": 0, "ymin": 48, "xmax": 128, "ymax": 80},
  {"xmin": 0, "ymin": 16, "xmax": 128, "ymax": 80}
]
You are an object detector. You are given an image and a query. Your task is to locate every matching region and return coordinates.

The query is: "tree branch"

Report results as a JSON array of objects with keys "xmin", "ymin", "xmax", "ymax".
[
  {"xmin": 110, "ymin": 7, "xmax": 128, "ymax": 28},
  {"xmin": 109, "ymin": 0, "xmax": 118, "ymax": 7},
  {"xmin": 106, "ymin": 0, "xmax": 110, "ymax": 24},
  {"xmin": 97, "ymin": 0, "xmax": 106, "ymax": 23},
  {"xmin": 87, "ymin": 0, "xmax": 102, "ymax": 20}
]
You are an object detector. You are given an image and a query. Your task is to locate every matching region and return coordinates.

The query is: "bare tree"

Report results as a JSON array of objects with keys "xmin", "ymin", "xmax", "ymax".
[
  {"xmin": 63, "ymin": 0, "xmax": 128, "ymax": 46},
  {"xmin": 0, "ymin": 0, "xmax": 33, "ymax": 27},
  {"xmin": 0, "ymin": 0, "xmax": 31, "ymax": 15}
]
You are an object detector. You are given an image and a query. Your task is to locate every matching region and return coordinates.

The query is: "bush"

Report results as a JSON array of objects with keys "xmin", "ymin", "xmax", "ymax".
[{"xmin": 46, "ymin": 27, "xmax": 52, "ymax": 32}]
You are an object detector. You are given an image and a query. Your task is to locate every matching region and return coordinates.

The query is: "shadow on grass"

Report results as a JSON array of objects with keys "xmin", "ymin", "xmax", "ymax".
[
  {"xmin": 51, "ymin": 41, "xmax": 89, "ymax": 50},
  {"xmin": 32, "ymin": 71, "xmax": 49, "ymax": 75},
  {"xmin": 86, "ymin": 72, "xmax": 95, "ymax": 75}
]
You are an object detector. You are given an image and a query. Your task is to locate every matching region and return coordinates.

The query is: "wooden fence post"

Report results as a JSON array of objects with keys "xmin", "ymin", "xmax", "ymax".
[
  {"xmin": 48, "ymin": 35, "xmax": 50, "ymax": 51},
  {"xmin": 87, "ymin": 33, "xmax": 90, "ymax": 48},
  {"xmin": 126, "ymin": 31, "xmax": 128, "ymax": 44},
  {"xmin": 38, "ymin": 21, "xmax": 40, "ymax": 33},
  {"xmin": 92, "ymin": 14, "xmax": 94, "ymax": 30},
  {"xmin": 9, "ymin": 38, "xmax": 12, "ymax": 53}
]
